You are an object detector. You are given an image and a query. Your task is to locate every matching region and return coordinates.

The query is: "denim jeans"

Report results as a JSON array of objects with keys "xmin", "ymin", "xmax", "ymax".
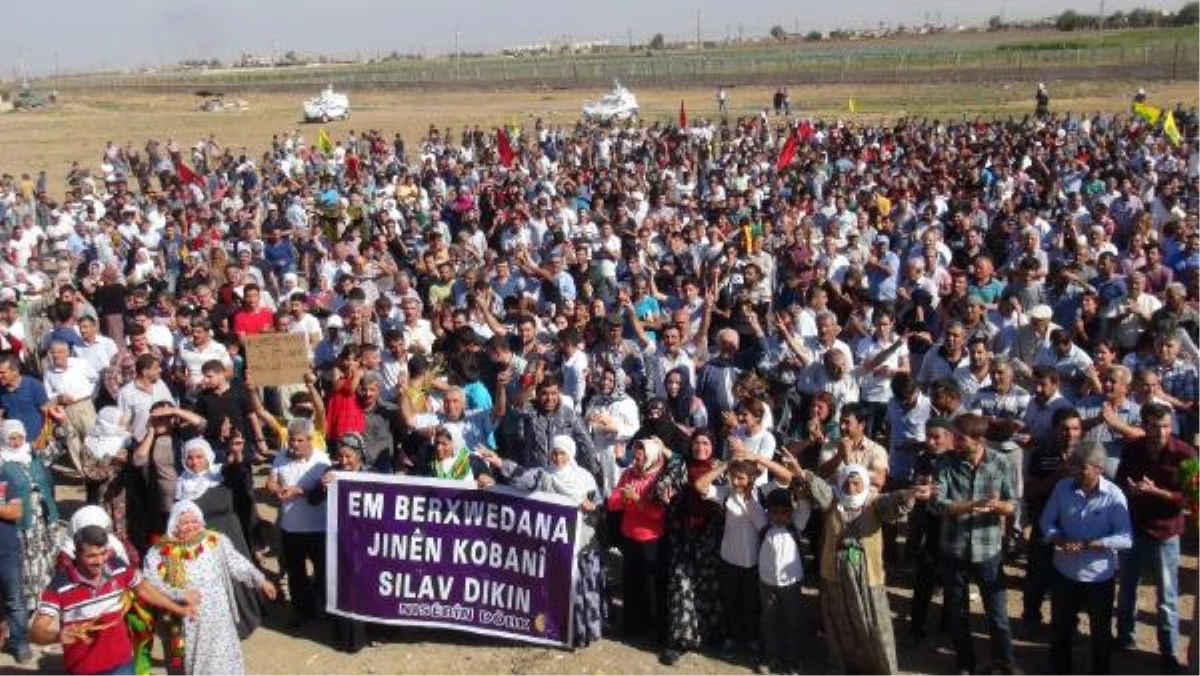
[
  {"xmin": 1117, "ymin": 533, "xmax": 1180, "ymax": 659},
  {"xmin": 0, "ymin": 554, "xmax": 26, "ymax": 653},
  {"xmin": 944, "ymin": 553, "xmax": 1015, "ymax": 672}
]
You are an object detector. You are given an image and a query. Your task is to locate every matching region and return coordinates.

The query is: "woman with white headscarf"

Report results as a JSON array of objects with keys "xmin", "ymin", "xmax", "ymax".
[
  {"xmin": 79, "ymin": 407, "xmax": 135, "ymax": 542},
  {"xmin": 584, "ymin": 364, "xmax": 640, "ymax": 497},
  {"xmin": 606, "ymin": 435, "xmax": 669, "ymax": 648},
  {"xmin": 143, "ymin": 501, "xmax": 276, "ymax": 675},
  {"xmin": 176, "ymin": 438, "xmax": 251, "ymax": 560},
  {"xmin": 477, "ymin": 434, "xmax": 604, "ymax": 648},
  {"xmin": 789, "ymin": 461, "xmax": 930, "ymax": 674},
  {"xmin": 0, "ymin": 419, "xmax": 59, "ymax": 613}
]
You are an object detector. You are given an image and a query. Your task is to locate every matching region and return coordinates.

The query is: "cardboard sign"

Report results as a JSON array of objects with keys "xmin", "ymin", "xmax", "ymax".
[{"xmin": 244, "ymin": 333, "xmax": 310, "ymax": 386}]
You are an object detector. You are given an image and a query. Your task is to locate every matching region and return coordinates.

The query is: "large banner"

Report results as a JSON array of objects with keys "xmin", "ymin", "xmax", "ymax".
[{"xmin": 326, "ymin": 474, "xmax": 579, "ymax": 647}]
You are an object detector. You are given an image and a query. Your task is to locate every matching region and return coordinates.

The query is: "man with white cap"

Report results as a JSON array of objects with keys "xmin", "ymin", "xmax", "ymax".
[{"xmin": 1005, "ymin": 303, "xmax": 1058, "ymax": 385}]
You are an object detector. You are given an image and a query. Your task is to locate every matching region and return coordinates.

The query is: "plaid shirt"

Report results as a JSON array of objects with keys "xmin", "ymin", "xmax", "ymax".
[
  {"xmin": 932, "ymin": 448, "xmax": 1015, "ymax": 563},
  {"xmin": 1155, "ymin": 357, "xmax": 1199, "ymax": 410}
]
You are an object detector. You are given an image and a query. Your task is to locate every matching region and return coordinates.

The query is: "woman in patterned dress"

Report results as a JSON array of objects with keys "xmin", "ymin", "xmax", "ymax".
[
  {"xmin": 655, "ymin": 429, "xmax": 724, "ymax": 666},
  {"xmin": 0, "ymin": 420, "xmax": 59, "ymax": 612},
  {"xmin": 143, "ymin": 501, "xmax": 276, "ymax": 675}
]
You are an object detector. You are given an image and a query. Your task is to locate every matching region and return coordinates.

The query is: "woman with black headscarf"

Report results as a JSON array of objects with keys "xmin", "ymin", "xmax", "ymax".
[
  {"xmin": 631, "ymin": 398, "xmax": 690, "ymax": 458},
  {"xmin": 663, "ymin": 367, "xmax": 709, "ymax": 436},
  {"xmin": 653, "ymin": 429, "xmax": 725, "ymax": 665}
]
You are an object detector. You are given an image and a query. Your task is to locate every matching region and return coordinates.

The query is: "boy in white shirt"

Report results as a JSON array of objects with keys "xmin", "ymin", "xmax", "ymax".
[{"xmin": 757, "ymin": 488, "xmax": 811, "ymax": 675}]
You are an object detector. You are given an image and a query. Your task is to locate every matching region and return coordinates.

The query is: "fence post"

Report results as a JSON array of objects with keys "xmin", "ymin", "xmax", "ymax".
[{"xmin": 1172, "ymin": 40, "xmax": 1179, "ymax": 80}]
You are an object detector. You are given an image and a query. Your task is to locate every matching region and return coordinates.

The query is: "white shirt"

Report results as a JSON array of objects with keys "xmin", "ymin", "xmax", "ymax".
[
  {"xmin": 758, "ymin": 508, "xmax": 813, "ymax": 587},
  {"xmin": 177, "ymin": 339, "xmax": 233, "ymax": 391},
  {"xmin": 73, "ymin": 335, "xmax": 119, "ymax": 378},
  {"xmin": 145, "ymin": 324, "xmax": 175, "ymax": 353},
  {"xmin": 43, "ymin": 358, "xmax": 99, "ymax": 401},
  {"xmin": 706, "ymin": 484, "xmax": 768, "ymax": 568},
  {"xmin": 289, "ymin": 313, "xmax": 323, "ymax": 358},
  {"xmin": 856, "ymin": 335, "xmax": 908, "ymax": 403},
  {"xmin": 117, "ymin": 379, "xmax": 176, "ymax": 440},
  {"xmin": 271, "ymin": 450, "xmax": 331, "ymax": 533},
  {"xmin": 733, "ymin": 428, "xmax": 777, "ymax": 486},
  {"xmin": 403, "ymin": 319, "xmax": 436, "ymax": 355}
]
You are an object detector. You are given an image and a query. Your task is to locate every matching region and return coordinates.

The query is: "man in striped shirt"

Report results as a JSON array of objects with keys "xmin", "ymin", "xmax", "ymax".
[{"xmin": 30, "ymin": 526, "xmax": 196, "ymax": 675}]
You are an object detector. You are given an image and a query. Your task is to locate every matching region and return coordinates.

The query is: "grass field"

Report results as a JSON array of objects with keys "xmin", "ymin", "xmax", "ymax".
[
  {"xmin": 2, "ymin": 78, "xmax": 1196, "ymax": 197},
  {"xmin": 36, "ymin": 28, "xmax": 1197, "ymax": 94}
]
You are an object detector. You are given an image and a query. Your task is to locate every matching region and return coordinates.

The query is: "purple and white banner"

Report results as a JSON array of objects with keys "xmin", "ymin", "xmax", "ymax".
[{"xmin": 326, "ymin": 474, "xmax": 579, "ymax": 647}]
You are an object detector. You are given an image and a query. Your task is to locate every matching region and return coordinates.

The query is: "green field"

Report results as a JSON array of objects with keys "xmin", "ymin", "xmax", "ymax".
[{"xmin": 40, "ymin": 27, "xmax": 1198, "ymax": 93}]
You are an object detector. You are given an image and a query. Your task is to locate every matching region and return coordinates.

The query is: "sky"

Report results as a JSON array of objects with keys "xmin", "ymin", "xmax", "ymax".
[{"xmin": 3, "ymin": 0, "xmax": 1186, "ymax": 76}]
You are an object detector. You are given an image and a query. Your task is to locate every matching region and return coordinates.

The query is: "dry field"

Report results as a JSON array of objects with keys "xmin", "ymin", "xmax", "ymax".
[
  {"xmin": 0, "ymin": 79, "xmax": 1196, "ymax": 197},
  {"xmin": 0, "ymin": 78, "xmax": 1195, "ymax": 674}
]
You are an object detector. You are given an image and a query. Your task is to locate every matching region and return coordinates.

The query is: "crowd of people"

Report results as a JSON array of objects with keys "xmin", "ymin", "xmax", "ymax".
[{"xmin": 0, "ymin": 88, "xmax": 1195, "ymax": 675}]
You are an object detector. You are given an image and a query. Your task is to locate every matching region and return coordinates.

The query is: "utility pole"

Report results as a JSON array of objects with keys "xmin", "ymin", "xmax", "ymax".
[
  {"xmin": 696, "ymin": 9, "xmax": 702, "ymax": 50},
  {"xmin": 455, "ymin": 30, "xmax": 461, "ymax": 79},
  {"xmin": 1098, "ymin": 0, "xmax": 1106, "ymax": 31}
]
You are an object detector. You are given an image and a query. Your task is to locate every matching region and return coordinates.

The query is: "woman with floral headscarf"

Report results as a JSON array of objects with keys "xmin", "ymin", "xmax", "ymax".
[
  {"xmin": 1, "ymin": 419, "xmax": 59, "ymax": 613},
  {"xmin": 789, "ymin": 461, "xmax": 930, "ymax": 674},
  {"xmin": 143, "ymin": 501, "xmax": 275, "ymax": 675},
  {"xmin": 310, "ymin": 432, "xmax": 370, "ymax": 653},
  {"xmin": 79, "ymin": 407, "xmax": 134, "ymax": 541},
  {"xmin": 584, "ymin": 364, "xmax": 639, "ymax": 497}
]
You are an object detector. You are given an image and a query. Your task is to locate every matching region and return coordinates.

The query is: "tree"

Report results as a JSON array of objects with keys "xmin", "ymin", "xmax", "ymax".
[
  {"xmin": 1177, "ymin": 1, "xmax": 1200, "ymax": 25},
  {"xmin": 804, "ymin": 30, "xmax": 823, "ymax": 41},
  {"xmin": 987, "ymin": 15, "xmax": 1005, "ymax": 31},
  {"xmin": 769, "ymin": 25, "xmax": 787, "ymax": 41},
  {"xmin": 1055, "ymin": 10, "xmax": 1080, "ymax": 31},
  {"xmin": 648, "ymin": 33, "xmax": 665, "ymax": 50}
]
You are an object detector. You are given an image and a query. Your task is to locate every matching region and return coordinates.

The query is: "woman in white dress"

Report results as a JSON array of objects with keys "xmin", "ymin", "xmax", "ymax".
[{"xmin": 143, "ymin": 501, "xmax": 276, "ymax": 675}]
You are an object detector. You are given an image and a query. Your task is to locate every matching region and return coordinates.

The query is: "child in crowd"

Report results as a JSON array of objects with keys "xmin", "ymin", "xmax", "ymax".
[{"xmin": 756, "ymin": 487, "xmax": 811, "ymax": 675}]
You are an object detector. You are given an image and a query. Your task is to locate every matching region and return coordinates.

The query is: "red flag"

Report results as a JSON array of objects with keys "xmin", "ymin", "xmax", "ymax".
[
  {"xmin": 174, "ymin": 160, "xmax": 206, "ymax": 189},
  {"xmin": 775, "ymin": 127, "xmax": 799, "ymax": 172},
  {"xmin": 797, "ymin": 120, "xmax": 815, "ymax": 143},
  {"xmin": 679, "ymin": 99, "xmax": 687, "ymax": 128},
  {"xmin": 496, "ymin": 127, "xmax": 515, "ymax": 167}
]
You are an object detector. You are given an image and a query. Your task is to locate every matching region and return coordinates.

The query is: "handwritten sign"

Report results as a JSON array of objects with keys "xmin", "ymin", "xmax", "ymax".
[{"xmin": 244, "ymin": 333, "xmax": 310, "ymax": 386}]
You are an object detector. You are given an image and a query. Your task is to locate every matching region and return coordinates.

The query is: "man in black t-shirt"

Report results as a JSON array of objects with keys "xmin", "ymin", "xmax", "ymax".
[{"xmin": 192, "ymin": 359, "xmax": 258, "ymax": 462}]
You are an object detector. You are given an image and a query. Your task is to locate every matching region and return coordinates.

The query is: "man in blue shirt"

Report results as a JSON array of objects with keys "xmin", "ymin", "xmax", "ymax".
[
  {"xmin": 0, "ymin": 354, "xmax": 48, "ymax": 442},
  {"xmin": 1039, "ymin": 441, "xmax": 1132, "ymax": 674}
]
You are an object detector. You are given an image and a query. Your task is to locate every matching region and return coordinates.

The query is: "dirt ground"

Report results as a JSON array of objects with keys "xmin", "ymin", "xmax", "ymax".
[
  {"xmin": 0, "ymin": 464, "xmax": 1194, "ymax": 676},
  {"xmin": 0, "ymin": 79, "xmax": 1196, "ymax": 674},
  {"xmin": 0, "ymin": 80, "xmax": 1196, "ymax": 198}
]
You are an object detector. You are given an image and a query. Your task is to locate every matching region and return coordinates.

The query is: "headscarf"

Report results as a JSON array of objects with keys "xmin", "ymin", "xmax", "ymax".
[
  {"xmin": 636, "ymin": 435, "xmax": 665, "ymax": 472},
  {"xmin": 633, "ymin": 398, "xmax": 690, "ymax": 456},
  {"xmin": 165, "ymin": 500, "xmax": 207, "ymax": 540},
  {"xmin": 175, "ymin": 438, "xmax": 223, "ymax": 502},
  {"xmin": 547, "ymin": 434, "xmax": 597, "ymax": 503},
  {"xmin": 336, "ymin": 432, "xmax": 367, "ymax": 470},
  {"xmin": 1, "ymin": 420, "xmax": 32, "ymax": 466},
  {"xmin": 663, "ymin": 367, "xmax": 697, "ymax": 424},
  {"xmin": 589, "ymin": 365, "xmax": 627, "ymax": 409},
  {"xmin": 160, "ymin": 500, "xmax": 211, "ymax": 591},
  {"xmin": 835, "ymin": 463, "xmax": 871, "ymax": 518},
  {"xmin": 57, "ymin": 505, "xmax": 130, "ymax": 563},
  {"xmin": 83, "ymin": 407, "xmax": 130, "ymax": 461}
]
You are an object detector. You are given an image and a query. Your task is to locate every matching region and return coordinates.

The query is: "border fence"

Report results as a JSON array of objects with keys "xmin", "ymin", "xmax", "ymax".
[{"xmin": 45, "ymin": 40, "xmax": 1198, "ymax": 93}]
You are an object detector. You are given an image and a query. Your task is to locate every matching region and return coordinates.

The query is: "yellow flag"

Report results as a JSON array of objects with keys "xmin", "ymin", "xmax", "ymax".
[
  {"xmin": 317, "ymin": 127, "xmax": 334, "ymax": 155},
  {"xmin": 848, "ymin": 98, "xmax": 857, "ymax": 113},
  {"xmin": 1163, "ymin": 111, "xmax": 1182, "ymax": 146},
  {"xmin": 1133, "ymin": 101, "xmax": 1162, "ymax": 126}
]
